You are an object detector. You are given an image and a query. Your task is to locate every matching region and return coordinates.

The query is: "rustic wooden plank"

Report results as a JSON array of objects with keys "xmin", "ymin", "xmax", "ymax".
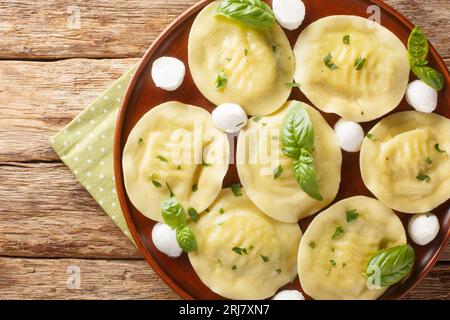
[
  {"xmin": 0, "ymin": 58, "xmax": 139, "ymax": 162},
  {"xmin": 0, "ymin": 162, "xmax": 141, "ymax": 259},
  {"xmin": 0, "ymin": 257, "xmax": 179, "ymax": 300},
  {"xmin": 0, "ymin": 0, "xmax": 447, "ymax": 59},
  {"xmin": 0, "ymin": 256, "xmax": 446, "ymax": 299}
]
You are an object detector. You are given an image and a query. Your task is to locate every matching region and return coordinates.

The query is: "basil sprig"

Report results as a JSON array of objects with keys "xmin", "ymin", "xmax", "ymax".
[
  {"xmin": 407, "ymin": 26, "xmax": 444, "ymax": 91},
  {"xmin": 161, "ymin": 198, "xmax": 198, "ymax": 252},
  {"xmin": 281, "ymin": 103, "xmax": 323, "ymax": 201},
  {"xmin": 365, "ymin": 244, "xmax": 415, "ymax": 287},
  {"xmin": 215, "ymin": 0, "xmax": 276, "ymax": 28}
]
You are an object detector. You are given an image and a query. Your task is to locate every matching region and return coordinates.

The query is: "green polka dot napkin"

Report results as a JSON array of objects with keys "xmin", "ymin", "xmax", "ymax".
[{"xmin": 50, "ymin": 66, "xmax": 137, "ymax": 243}]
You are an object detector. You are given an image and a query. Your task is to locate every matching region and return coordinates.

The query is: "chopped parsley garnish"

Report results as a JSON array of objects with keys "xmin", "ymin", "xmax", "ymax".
[
  {"xmin": 253, "ymin": 116, "xmax": 262, "ymax": 122},
  {"xmin": 309, "ymin": 241, "xmax": 316, "ymax": 249},
  {"xmin": 219, "ymin": 208, "xmax": 225, "ymax": 215},
  {"xmin": 156, "ymin": 155, "xmax": 168, "ymax": 162},
  {"xmin": 343, "ymin": 35, "xmax": 350, "ymax": 45},
  {"xmin": 435, "ymin": 143, "xmax": 447, "ymax": 154},
  {"xmin": 342, "ymin": 262, "xmax": 347, "ymax": 267},
  {"xmin": 274, "ymin": 165, "xmax": 283, "ymax": 179},
  {"xmin": 232, "ymin": 265, "xmax": 237, "ymax": 270},
  {"xmin": 244, "ymin": 49, "xmax": 248, "ymax": 56},
  {"xmin": 215, "ymin": 68, "xmax": 227, "ymax": 90},
  {"xmin": 231, "ymin": 184, "xmax": 243, "ymax": 197},
  {"xmin": 232, "ymin": 247, "xmax": 248, "ymax": 255},
  {"xmin": 176, "ymin": 165, "xmax": 182, "ymax": 170},
  {"xmin": 276, "ymin": 268, "xmax": 282, "ymax": 274},
  {"xmin": 366, "ymin": 133, "xmax": 376, "ymax": 141},
  {"xmin": 165, "ymin": 182, "xmax": 174, "ymax": 197},
  {"xmin": 332, "ymin": 226, "xmax": 344, "ymax": 240},
  {"xmin": 346, "ymin": 209, "xmax": 359, "ymax": 223},
  {"xmin": 152, "ymin": 179, "xmax": 162, "ymax": 188},
  {"xmin": 138, "ymin": 138, "xmax": 144, "ymax": 145},
  {"xmin": 261, "ymin": 255, "xmax": 270, "ymax": 263},
  {"xmin": 324, "ymin": 53, "xmax": 339, "ymax": 70},
  {"xmin": 416, "ymin": 173, "xmax": 431, "ymax": 182},
  {"xmin": 354, "ymin": 57, "xmax": 367, "ymax": 70},
  {"xmin": 330, "ymin": 259, "xmax": 337, "ymax": 266},
  {"xmin": 426, "ymin": 156, "xmax": 432, "ymax": 165},
  {"xmin": 188, "ymin": 207, "xmax": 200, "ymax": 222},
  {"xmin": 285, "ymin": 82, "xmax": 301, "ymax": 88},
  {"xmin": 191, "ymin": 184, "xmax": 198, "ymax": 192}
]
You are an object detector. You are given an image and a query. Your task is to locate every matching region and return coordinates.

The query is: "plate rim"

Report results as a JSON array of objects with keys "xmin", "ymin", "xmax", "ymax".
[{"xmin": 113, "ymin": 0, "xmax": 450, "ymax": 300}]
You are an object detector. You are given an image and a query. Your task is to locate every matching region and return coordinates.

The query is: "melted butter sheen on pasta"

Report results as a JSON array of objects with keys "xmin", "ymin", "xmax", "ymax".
[
  {"xmin": 360, "ymin": 111, "xmax": 450, "ymax": 213},
  {"xmin": 122, "ymin": 101, "xmax": 229, "ymax": 222},
  {"xmin": 188, "ymin": 188, "xmax": 301, "ymax": 300},
  {"xmin": 188, "ymin": 2, "xmax": 295, "ymax": 116},
  {"xmin": 298, "ymin": 196, "xmax": 406, "ymax": 300},
  {"xmin": 294, "ymin": 15, "xmax": 409, "ymax": 122},
  {"xmin": 236, "ymin": 101, "xmax": 342, "ymax": 222}
]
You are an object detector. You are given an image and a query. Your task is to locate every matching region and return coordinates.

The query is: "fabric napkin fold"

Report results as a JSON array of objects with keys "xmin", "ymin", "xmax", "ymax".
[{"xmin": 50, "ymin": 66, "xmax": 138, "ymax": 243}]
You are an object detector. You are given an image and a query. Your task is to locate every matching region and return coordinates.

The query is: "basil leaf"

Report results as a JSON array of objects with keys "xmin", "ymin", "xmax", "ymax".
[
  {"xmin": 176, "ymin": 226, "xmax": 198, "ymax": 252},
  {"xmin": 215, "ymin": 0, "xmax": 276, "ymax": 28},
  {"xmin": 366, "ymin": 245, "xmax": 415, "ymax": 287},
  {"xmin": 411, "ymin": 65, "xmax": 444, "ymax": 91},
  {"xmin": 293, "ymin": 149, "xmax": 323, "ymax": 201},
  {"xmin": 161, "ymin": 198, "xmax": 186, "ymax": 229},
  {"xmin": 407, "ymin": 26, "xmax": 428, "ymax": 66},
  {"xmin": 281, "ymin": 102, "xmax": 314, "ymax": 157}
]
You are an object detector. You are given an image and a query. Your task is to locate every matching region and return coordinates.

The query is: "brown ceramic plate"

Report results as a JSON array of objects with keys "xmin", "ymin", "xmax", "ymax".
[{"xmin": 114, "ymin": 0, "xmax": 450, "ymax": 300}]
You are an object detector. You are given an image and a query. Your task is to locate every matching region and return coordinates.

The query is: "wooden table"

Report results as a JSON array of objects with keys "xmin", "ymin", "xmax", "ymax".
[{"xmin": 0, "ymin": 0, "xmax": 448, "ymax": 300}]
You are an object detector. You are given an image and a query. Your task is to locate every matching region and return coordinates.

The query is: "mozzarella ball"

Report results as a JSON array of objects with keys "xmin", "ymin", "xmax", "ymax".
[
  {"xmin": 151, "ymin": 222, "xmax": 183, "ymax": 258},
  {"xmin": 408, "ymin": 213, "xmax": 440, "ymax": 246},
  {"xmin": 334, "ymin": 118, "xmax": 365, "ymax": 152},
  {"xmin": 212, "ymin": 103, "xmax": 248, "ymax": 133},
  {"xmin": 405, "ymin": 80, "xmax": 438, "ymax": 113},
  {"xmin": 272, "ymin": 0, "xmax": 306, "ymax": 30},
  {"xmin": 272, "ymin": 290, "xmax": 305, "ymax": 300},
  {"xmin": 151, "ymin": 57, "xmax": 185, "ymax": 91}
]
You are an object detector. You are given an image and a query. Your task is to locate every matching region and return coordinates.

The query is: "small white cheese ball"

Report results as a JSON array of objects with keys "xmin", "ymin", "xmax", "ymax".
[
  {"xmin": 405, "ymin": 80, "xmax": 438, "ymax": 113},
  {"xmin": 272, "ymin": 0, "xmax": 306, "ymax": 30},
  {"xmin": 408, "ymin": 213, "xmax": 440, "ymax": 246},
  {"xmin": 212, "ymin": 103, "xmax": 248, "ymax": 133},
  {"xmin": 151, "ymin": 222, "xmax": 183, "ymax": 258},
  {"xmin": 272, "ymin": 290, "xmax": 305, "ymax": 300},
  {"xmin": 151, "ymin": 57, "xmax": 185, "ymax": 91},
  {"xmin": 334, "ymin": 118, "xmax": 365, "ymax": 153}
]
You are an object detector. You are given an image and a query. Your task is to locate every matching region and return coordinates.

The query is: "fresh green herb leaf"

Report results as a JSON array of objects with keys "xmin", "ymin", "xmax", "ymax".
[
  {"xmin": 276, "ymin": 268, "xmax": 282, "ymax": 274},
  {"xmin": 354, "ymin": 57, "xmax": 367, "ymax": 70},
  {"xmin": 346, "ymin": 209, "xmax": 359, "ymax": 223},
  {"xmin": 411, "ymin": 65, "xmax": 444, "ymax": 91},
  {"xmin": 219, "ymin": 208, "xmax": 225, "ymax": 215},
  {"xmin": 324, "ymin": 53, "xmax": 339, "ymax": 70},
  {"xmin": 232, "ymin": 265, "xmax": 237, "ymax": 270},
  {"xmin": 244, "ymin": 48, "xmax": 248, "ymax": 56},
  {"xmin": 215, "ymin": 0, "xmax": 276, "ymax": 28},
  {"xmin": 332, "ymin": 226, "xmax": 344, "ymax": 240},
  {"xmin": 309, "ymin": 241, "xmax": 316, "ymax": 249},
  {"xmin": 231, "ymin": 184, "xmax": 243, "ymax": 197},
  {"xmin": 416, "ymin": 173, "xmax": 431, "ymax": 182},
  {"xmin": 285, "ymin": 82, "xmax": 301, "ymax": 88},
  {"xmin": 274, "ymin": 165, "xmax": 283, "ymax": 179},
  {"xmin": 156, "ymin": 155, "xmax": 168, "ymax": 162},
  {"xmin": 366, "ymin": 133, "xmax": 376, "ymax": 141},
  {"xmin": 261, "ymin": 255, "xmax": 270, "ymax": 262},
  {"xmin": 425, "ymin": 156, "xmax": 432, "ymax": 165},
  {"xmin": 215, "ymin": 68, "xmax": 228, "ymax": 90},
  {"xmin": 138, "ymin": 138, "xmax": 144, "ymax": 145},
  {"xmin": 176, "ymin": 226, "xmax": 198, "ymax": 252},
  {"xmin": 365, "ymin": 244, "xmax": 415, "ymax": 287},
  {"xmin": 161, "ymin": 198, "xmax": 186, "ymax": 229},
  {"xmin": 330, "ymin": 259, "xmax": 337, "ymax": 266},
  {"xmin": 407, "ymin": 26, "xmax": 428, "ymax": 65},
  {"xmin": 188, "ymin": 207, "xmax": 200, "ymax": 222},
  {"xmin": 435, "ymin": 143, "xmax": 447, "ymax": 154},
  {"xmin": 232, "ymin": 246, "xmax": 248, "ymax": 255},
  {"xmin": 293, "ymin": 149, "xmax": 323, "ymax": 201},
  {"xmin": 165, "ymin": 182, "xmax": 175, "ymax": 197},
  {"xmin": 253, "ymin": 116, "xmax": 262, "ymax": 122},
  {"xmin": 152, "ymin": 179, "xmax": 162, "ymax": 188},
  {"xmin": 191, "ymin": 184, "xmax": 198, "ymax": 192},
  {"xmin": 343, "ymin": 35, "xmax": 350, "ymax": 45}
]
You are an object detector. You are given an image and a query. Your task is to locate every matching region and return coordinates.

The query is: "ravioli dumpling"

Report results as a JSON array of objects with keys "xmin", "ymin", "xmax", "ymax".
[
  {"xmin": 294, "ymin": 15, "xmax": 409, "ymax": 122},
  {"xmin": 188, "ymin": 188, "xmax": 301, "ymax": 300},
  {"xmin": 188, "ymin": 2, "xmax": 295, "ymax": 116},
  {"xmin": 298, "ymin": 196, "xmax": 407, "ymax": 300},
  {"xmin": 236, "ymin": 101, "xmax": 342, "ymax": 222},
  {"xmin": 122, "ymin": 101, "xmax": 229, "ymax": 222},
  {"xmin": 360, "ymin": 111, "xmax": 450, "ymax": 213}
]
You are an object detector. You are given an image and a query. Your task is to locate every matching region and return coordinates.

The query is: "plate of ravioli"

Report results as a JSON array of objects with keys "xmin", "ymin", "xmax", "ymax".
[{"xmin": 113, "ymin": 0, "xmax": 450, "ymax": 300}]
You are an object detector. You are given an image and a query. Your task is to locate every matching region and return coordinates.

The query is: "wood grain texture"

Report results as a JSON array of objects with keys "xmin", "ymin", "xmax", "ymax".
[
  {"xmin": 0, "ymin": 0, "xmax": 447, "ymax": 60},
  {"xmin": 0, "ymin": 256, "xmax": 447, "ymax": 299}
]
